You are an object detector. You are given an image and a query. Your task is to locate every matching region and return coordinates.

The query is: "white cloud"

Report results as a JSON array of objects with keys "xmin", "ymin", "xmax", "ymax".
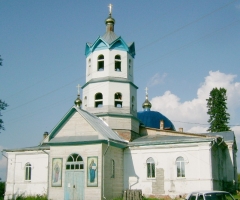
[
  {"xmin": 147, "ymin": 73, "xmax": 167, "ymax": 87},
  {"xmin": 151, "ymin": 70, "xmax": 240, "ymax": 131}
]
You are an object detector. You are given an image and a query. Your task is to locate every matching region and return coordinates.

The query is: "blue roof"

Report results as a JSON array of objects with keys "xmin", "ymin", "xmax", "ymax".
[
  {"xmin": 85, "ymin": 33, "xmax": 135, "ymax": 58},
  {"xmin": 137, "ymin": 110, "xmax": 175, "ymax": 130}
]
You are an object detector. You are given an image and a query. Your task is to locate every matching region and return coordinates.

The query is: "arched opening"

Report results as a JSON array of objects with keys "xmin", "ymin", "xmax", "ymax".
[
  {"xmin": 88, "ymin": 58, "xmax": 91, "ymax": 75},
  {"xmin": 115, "ymin": 55, "xmax": 121, "ymax": 71},
  {"xmin": 66, "ymin": 153, "xmax": 84, "ymax": 170},
  {"xmin": 114, "ymin": 92, "xmax": 122, "ymax": 108},
  {"xmin": 129, "ymin": 59, "xmax": 132, "ymax": 75},
  {"xmin": 25, "ymin": 163, "xmax": 32, "ymax": 181},
  {"xmin": 146, "ymin": 157, "xmax": 155, "ymax": 178},
  {"xmin": 98, "ymin": 55, "xmax": 104, "ymax": 71},
  {"xmin": 132, "ymin": 96, "xmax": 134, "ymax": 110},
  {"xmin": 111, "ymin": 159, "xmax": 115, "ymax": 178},
  {"xmin": 176, "ymin": 156, "xmax": 185, "ymax": 177},
  {"xmin": 95, "ymin": 93, "xmax": 103, "ymax": 107}
]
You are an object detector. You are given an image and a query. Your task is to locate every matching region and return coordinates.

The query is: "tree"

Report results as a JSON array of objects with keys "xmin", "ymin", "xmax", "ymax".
[
  {"xmin": 206, "ymin": 87, "xmax": 231, "ymax": 132},
  {"xmin": 0, "ymin": 55, "xmax": 8, "ymax": 132}
]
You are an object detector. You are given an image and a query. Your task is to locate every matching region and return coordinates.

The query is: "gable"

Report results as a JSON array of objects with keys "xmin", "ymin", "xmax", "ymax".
[
  {"xmin": 53, "ymin": 111, "xmax": 99, "ymax": 139},
  {"xmin": 85, "ymin": 36, "xmax": 135, "ymax": 58},
  {"xmin": 110, "ymin": 40, "xmax": 127, "ymax": 50},
  {"xmin": 47, "ymin": 106, "xmax": 127, "ymax": 146},
  {"xmin": 92, "ymin": 40, "xmax": 108, "ymax": 52}
]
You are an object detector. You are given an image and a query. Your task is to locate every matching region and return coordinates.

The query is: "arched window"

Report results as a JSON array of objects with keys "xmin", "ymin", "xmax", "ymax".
[
  {"xmin": 98, "ymin": 55, "xmax": 104, "ymax": 71},
  {"xmin": 114, "ymin": 92, "xmax": 122, "ymax": 108},
  {"xmin": 146, "ymin": 157, "xmax": 155, "ymax": 178},
  {"xmin": 115, "ymin": 55, "xmax": 121, "ymax": 71},
  {"xmin": 132, "ymin": 96, "xmax": 134, "ymax": 110},
  {"xmin": 176, "ymin": 156, "xmax": 185, "ymax": 177},
  {"xmin": 88, "ymin": 58, "xmax": 91, "ymax": 75},
  {"xmin": 129, "ymin": 59, "xmax": 131, "ymax": 75},
  {"xmin": 25, "ymin": 163, "xmax": 32, "ymax": 181},
  {"xmin": 66, "ymin": 153, "xmax": 84, "ymax": 170},
  {"xmin": 84, "ymin": 96, "xmax": 87, "ymax": 107},
  {"xmin": 111, "ymin": 159, "xmax": 115, "ymax": 178},
  {"xmin": 95, "ymin": 93, "xmax": 103, "ymax": 107}
]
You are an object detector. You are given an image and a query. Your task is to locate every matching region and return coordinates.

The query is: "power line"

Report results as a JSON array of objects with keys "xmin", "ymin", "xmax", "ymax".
[{"xmin": 3, "ymin": 0, "xmax": 237, "ymax": 101}]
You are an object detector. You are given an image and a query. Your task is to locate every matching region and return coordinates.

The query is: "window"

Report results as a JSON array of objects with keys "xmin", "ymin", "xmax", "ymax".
[
  {"xmin": 25, "ymin": 163, "xmax": 32, "ymax": 181},
  {"xmin": 176, "ymin": 156, "xmax": 185, "ymax": 177},
  {"xmin": 146, "ymin": 157, "xmax": 155, "ymax": 178},
  {"xmin": 132, "ymin": 96, "xmax": 134, "ymax": 110},
  {"xmin": 95, "ymin": 93, "xmax": 103, "ymax": 107},
  {"xmin": 189, "ymin": 193, "xmax": 197, "ymax": 200},
  {"xmin": 111, "ymin": 159, "xmax": 115, "ymax": 178},
  {"xmin": 88, "ymin": 58, "xmax": 91, "ymax": 75},
  {"xmin": 114, "ymin": 92, "xmax": 122, "ymax": 108},
  {"xmin": 129, "ymin": 59, "xmax": 131, "ymax": 75},
  {"xmin": 197, "ymin": 195, "xmax": 204, "ymax": 200},
  {"xmin": 98, "ymin": 55, "xmax": 104, "ymax": 71},
  {"xmin": 66, "ymin": 153, "xmax": 84, "ymax": 170},
  {"xmin": 115, "ymin": 55, "xmax": 121, "ymax": 71},
  {"xmin": 84, "ymin": 96, "xmax": 87, "ymax": 107}
]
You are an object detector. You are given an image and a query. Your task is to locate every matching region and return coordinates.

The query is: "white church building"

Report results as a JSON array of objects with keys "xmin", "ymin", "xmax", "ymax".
[{"xmin": 3, "ymin": 7, "xmax": 238, "ymax": 200}]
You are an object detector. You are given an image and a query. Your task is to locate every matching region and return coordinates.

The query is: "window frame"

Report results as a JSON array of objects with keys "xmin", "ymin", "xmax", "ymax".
[
  {"xmin": 115, "ymin": 55, "xmax": 121, "ymax": 71},
  {"xmin": 98, "ymin": 55, "xmax": 104, "ymax": 71},
  {"xmin": 146, "ymin": 157, "xmax": 155, "ymax": 179},
  {"xmin": 176, "ymin": 156, "xmax": 185, "ymax": 178},
  {"xmin": 95, "ymin": 93, "xmax": 103, "ymax": 108},
  {"xmin": 66, "ymin": 153, "xmax": 84, "ymax": 171},
  {"xmin": 25, "ymin": 162, "xmax": 32, "ymax": 181},
  {"xmin": 111, "ymin": 159, "xmax": 115, "ymax": 178},
  {"xmin": 114, "ymin": 92, "xmax": 122, "ymax": 108}
]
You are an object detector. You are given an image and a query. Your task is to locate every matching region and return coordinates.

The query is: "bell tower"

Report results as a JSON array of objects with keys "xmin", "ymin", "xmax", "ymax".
[{"xmin": 82, "ymin": 5, "xmax": 140, "ymax": 141}]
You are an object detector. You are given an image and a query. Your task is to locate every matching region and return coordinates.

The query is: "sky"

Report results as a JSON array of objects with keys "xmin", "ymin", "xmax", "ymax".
[{"xmin": 0, "ymin": 0, "xmax": 240, "ymax": 181}]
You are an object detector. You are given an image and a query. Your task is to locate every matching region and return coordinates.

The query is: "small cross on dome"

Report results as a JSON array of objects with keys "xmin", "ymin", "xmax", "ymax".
[
  {"xmin": 108, "ymin": 4, "xmax": 113, "ymax": 15},
  {"xmin": 76, "ymin": 84, "xmax": 81, "ymax": 95}
]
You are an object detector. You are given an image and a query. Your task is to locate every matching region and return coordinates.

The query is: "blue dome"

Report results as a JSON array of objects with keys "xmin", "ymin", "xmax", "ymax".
[{"xmin": 137, "ymin": 110, "xmax": 175, "ymax": 130}]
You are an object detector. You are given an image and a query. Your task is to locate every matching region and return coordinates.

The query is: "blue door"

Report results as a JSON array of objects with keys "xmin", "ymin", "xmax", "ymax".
[
  {"xmin": 64, "ymin": 171, "xmax": 84, "ymax": 200},
  {"xmin": 64, "ymin": 153, "xmax": 85, "ymax": 200}
]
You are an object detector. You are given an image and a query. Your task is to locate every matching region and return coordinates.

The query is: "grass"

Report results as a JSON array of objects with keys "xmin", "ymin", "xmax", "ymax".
[{"xmin": 14, "ymin": 195, "xmax": 47, "ymax": 200}]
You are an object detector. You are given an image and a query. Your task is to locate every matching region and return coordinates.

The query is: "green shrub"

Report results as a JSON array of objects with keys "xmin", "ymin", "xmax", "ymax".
[
  {"xmin": 15, "ymin": 194, "xmax": 47, "ymax": 200},
  {"xmin": 0, "ymin": 182, "xmax": 5, "ymax": 200}
]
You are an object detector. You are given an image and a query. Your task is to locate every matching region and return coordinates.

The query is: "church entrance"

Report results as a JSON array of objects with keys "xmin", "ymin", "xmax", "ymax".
[{"xmin": 64, "ymin": 153, "xmax": 84, "ymax": 200}]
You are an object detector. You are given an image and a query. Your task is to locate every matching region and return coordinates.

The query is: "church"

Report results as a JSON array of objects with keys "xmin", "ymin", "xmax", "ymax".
[{"xmin": 3, "ymin": 6, "xmax": 238, "ymax": 200}]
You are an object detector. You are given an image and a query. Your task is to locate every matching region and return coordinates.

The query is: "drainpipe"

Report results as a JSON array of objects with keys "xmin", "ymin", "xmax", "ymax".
[
  {"xmin": 1, "ymin": 151, "xmax": 8, "ymax": 199},
  {"xmin": 103, "ymin": 140, "xmax": 110, "ymax": 200},
  {"xmin": 42, "ymin": 150, "xmax": 50, "ymax": 198},
  {"xmin": 209, "ymin": 140, "xmax": 215, "ymax": 190}
]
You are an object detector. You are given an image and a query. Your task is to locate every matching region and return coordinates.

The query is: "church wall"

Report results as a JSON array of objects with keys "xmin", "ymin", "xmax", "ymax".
[
  {"xmin": 48, "ymin": 144, "xmax": 103, "ymax": 200},
  {"xmin": 4, "ymin": 151, "xmax": 49, "ymax": 200},
  {"xmin": 102, "ymin": 144, "xmax": 124, "ymax": 199},
  {"xmin": 124, "ymin": 142, "xmax": 213, "ymax": 198}
]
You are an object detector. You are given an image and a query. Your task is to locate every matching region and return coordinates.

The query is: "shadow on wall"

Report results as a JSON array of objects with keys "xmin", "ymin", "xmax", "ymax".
[
  {"xmin": 211, "ymin": 138, "xmax": 237, "ymax": 193},
  {"xmin": 124, "ymin": 151, "xmax": 139, "ymax": 190}
]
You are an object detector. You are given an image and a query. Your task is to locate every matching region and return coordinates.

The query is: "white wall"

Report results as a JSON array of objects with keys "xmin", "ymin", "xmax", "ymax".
[
  {"xmin": 4, "ymin": 150, "xmax": 49, "ymax": 200},
  {"xmin": 124, "ymin": 142, "xmax": 213, "ymax": 198}
]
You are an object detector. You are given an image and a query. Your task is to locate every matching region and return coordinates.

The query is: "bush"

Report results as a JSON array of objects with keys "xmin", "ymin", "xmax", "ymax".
[
  {"xmin": 15, "ymin": 194, "xmax": 47, "ymax": 200},
  {"xmin": 0, "ymin": 182, "xmax": 5, "ymax": 200}
]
